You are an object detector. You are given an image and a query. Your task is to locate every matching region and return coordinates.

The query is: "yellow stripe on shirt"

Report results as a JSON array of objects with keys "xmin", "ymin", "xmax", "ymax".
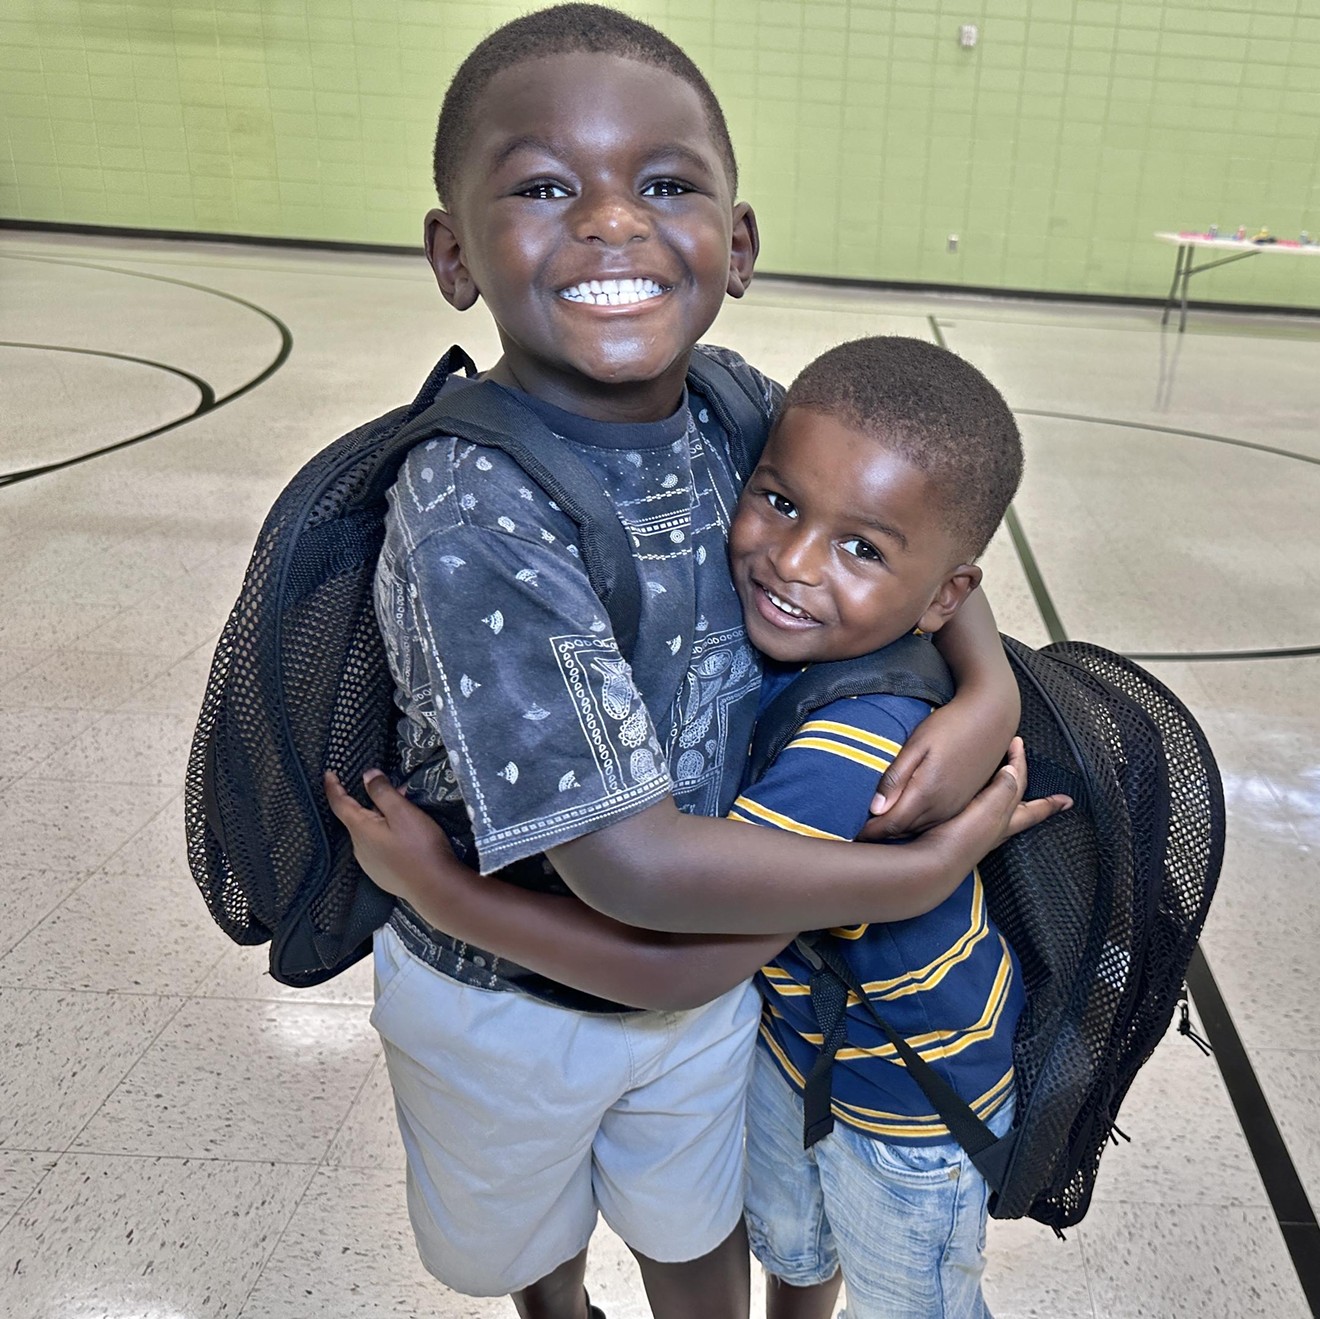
[
  {"xmin": 728, "ymin": 795, "xmax": 847, "ymax": 840},
  {"xmin": 756, "ymin": 1023, "xmax": 1016, "ymax": 1139},
  {"xmin": 840, "ymin": 942, "xmax": 1015, "ymax": 1066},
  {"xmin": 782, "ymin": 736, "xmax": 893, "ymax": 776},
  {"xmin": 857, "ymin": 873, "xmax": 988, "ymax": 1000},
  {"xmin": 764, "ymin": 875, "xmax": 989, "ymax": 1002},
  {"xmin": 789, "ymin": 940, "xmax": 1015, "ymax": 1065},
  {"xmin": 833, "ymin": 1066, "xmax": 1017, "ymax": 1138},
  {"xmin": 794, "ymin": 719, "xmax": 904, "ymax": 759},
  {"xmin": 835, "ymin": 1065, "xmax": 1016, "ymax": 1126}
]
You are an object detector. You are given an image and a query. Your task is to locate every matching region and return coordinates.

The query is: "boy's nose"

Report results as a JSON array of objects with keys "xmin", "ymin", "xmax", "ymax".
[
  {"xmin": 769, "ymin": 529, "xmax": 825, "ymax": 585},
  {"xmin": 573, "ymin": 189, "xmax": 650, "ymax": 246}
]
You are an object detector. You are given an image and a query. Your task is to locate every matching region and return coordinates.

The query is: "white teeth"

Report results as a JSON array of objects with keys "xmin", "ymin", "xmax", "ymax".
[
  {"xmin": 765, "ymin": 588, "xmax": 808, "ymax": 619},
  {"xmin": 559, "ymin": 277, "xmax": 666, "ymax": 305}
]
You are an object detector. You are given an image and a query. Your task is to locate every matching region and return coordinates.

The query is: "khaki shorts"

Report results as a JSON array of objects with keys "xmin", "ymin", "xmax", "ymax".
[{"xmin": 372, "ymin": 923, "xmax": 760, "ymax": 1297}]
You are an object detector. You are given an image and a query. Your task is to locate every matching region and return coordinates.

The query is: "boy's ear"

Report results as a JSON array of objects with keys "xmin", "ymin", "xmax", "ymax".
[
  {"xmin": 726, "ymin": 202, "xmax": 759, "ymax": 299},
  {"xmin": 917, "ymin": 563, "xmax": 983, "ymax": 635},
  {"xmin": 424, "ymin": 207, "xmax": 479, "ymax": 311}
]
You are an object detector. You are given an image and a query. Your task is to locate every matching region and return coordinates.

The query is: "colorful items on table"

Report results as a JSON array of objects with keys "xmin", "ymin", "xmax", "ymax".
[{"xmin": 1175, "ymin": 228, "xmax": 1315, "ymax": 248}]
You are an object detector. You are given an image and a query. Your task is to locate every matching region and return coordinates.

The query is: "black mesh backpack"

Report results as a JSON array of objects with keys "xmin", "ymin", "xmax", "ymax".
[
  {"xmin": 184, "ymin": 345, "xmax": 773, "ymax": 987},
  {"xmin": 748, "ymin": 632, "xmax": 1225, "ymax": 1232}
]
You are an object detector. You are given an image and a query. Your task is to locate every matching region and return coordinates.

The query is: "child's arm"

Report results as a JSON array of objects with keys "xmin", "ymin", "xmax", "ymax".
[
  {"xmin": 329, "ymin": 709, "xmax": 1061, "ymax": 994},
  {"xmin": 332, "ymin": 737, "xmax": 1059, "ymax": 940},
  {"xmin": 551, "ymin": 735, "xmax": 1056, "ymax": 933},
  {"xmin": 865, "ymin": 588, "xmax": 1021, "ymax": 838},
  {"xmin": 386, "ymin": 456, "xmax": 1056, "ymax": 940},
  {"xmin": 326, "ymin": 770, "xmax": 793, "ymax": 1011}
]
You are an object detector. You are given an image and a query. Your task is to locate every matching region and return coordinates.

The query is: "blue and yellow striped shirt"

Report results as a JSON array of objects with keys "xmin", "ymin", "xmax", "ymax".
[{"xmin": 732, "ymin": 668, "xmax": 1023, "ymax": 1144}]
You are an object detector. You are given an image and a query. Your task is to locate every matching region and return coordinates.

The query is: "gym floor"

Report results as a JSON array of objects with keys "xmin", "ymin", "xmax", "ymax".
[{"xmin": 1, "ymin": 230, "xmax": 1317, "ymax": 1319}]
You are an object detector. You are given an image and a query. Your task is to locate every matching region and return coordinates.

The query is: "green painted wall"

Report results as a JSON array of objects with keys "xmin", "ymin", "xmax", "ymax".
[{"xmin": 3, "ymin": 1, "xmax": 1319, "ymax": 307}]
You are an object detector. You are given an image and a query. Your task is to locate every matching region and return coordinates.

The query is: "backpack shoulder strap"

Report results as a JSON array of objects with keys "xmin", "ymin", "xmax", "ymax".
[
  {"xmin": 272, "ymin": 346, "xmax": 480, "ymax": 540},
  {"xmin": 751, "ymin": 635, "xmax": 1007, "ymax": 1173},
  {"xmin": 794, "ymin": 933, "xmax": 1017, "ymax": 1193},
  {"xmin": 404, "ymin": 344, "xmax": 480, "ymax": 421},
  {"xmin": 747, "ymin": 633, "xmax": 953, "ymax": 784},
  {"xmin": 386, "ymin": 379, "xmax": 643, "ymax": 662},
  {"xmin": 686, "ymin": 346, "xmax": 777, "ymax": 477}
]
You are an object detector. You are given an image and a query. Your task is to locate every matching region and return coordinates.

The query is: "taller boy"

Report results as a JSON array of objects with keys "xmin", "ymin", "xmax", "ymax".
[{"xmin": 372, "ymin": 7, "xmax": 1019, "ymax": 1317}]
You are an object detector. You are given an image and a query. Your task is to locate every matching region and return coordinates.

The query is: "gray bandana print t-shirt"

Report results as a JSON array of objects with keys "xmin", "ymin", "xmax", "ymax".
[{"xmin": 374, "ymin": 348, "xmax": 776, "ymax": 889}]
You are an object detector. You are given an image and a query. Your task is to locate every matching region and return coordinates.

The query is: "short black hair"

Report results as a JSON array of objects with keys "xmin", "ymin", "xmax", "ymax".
[
  {"xmin": 433, "ymin": 3, "xmax": 738, "ymax": 207},
  {"xmin": 783, "ymin": 337, "xmax": 1023, "ymax": 560}
]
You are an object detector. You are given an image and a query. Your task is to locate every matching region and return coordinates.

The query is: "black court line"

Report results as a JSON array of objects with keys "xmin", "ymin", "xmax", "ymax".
[
  {"xmin": 1012, "ymin": 412, "xmax": 1320, "ymax": 661},
  {"xmin": 0, "ymin": 216, "xmax": 424, "ymax": 260},
  {"xmin": 1185, "ymin": 945, "xmax": 1320, "ymax": 1314},
  {"xmin": 0, "ymin": 253, "xmax": 292, "ymax": 488},
  {"xmin": 965, "ymin": 348, "xmax": 1320, "ymax": 662},
  {"xmin": 0, "ymin": 341, "xmax": 217, "ymax": 482},
  {"xmin": 1001, "ymin": 507, "xmax": 1068, "ymax": 645},
  {"xmin": 9, "ymin": 218, "xmax": 1320, "ymax": 323},
  {"xmin": 1127, "ymin": 645, "xmax": 1320, "ymax": 663},
  {"xmin": 1018, "ymin": 407, "xmax": 1320, "ymax": 470},
  {"xmin": 930, "ymin": 313, "xmax": 1320, "ymax": 1313}
]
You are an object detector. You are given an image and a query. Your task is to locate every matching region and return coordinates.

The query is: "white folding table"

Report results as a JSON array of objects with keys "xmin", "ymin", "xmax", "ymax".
[{"xmin": 1155, "ymin": 231, "xmax": 1320, "ymax": 331}]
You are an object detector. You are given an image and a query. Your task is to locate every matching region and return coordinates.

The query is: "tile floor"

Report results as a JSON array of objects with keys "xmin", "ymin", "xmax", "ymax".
[{"xmin": 1, "ymin": 230, "xmax": 1317, "ymax": 1319}]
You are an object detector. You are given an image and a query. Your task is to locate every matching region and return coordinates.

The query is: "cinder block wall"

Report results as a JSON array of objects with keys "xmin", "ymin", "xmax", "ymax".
[{"xmin": 3, "ymin": 0, "xmax": 1318, "ymax": 307}]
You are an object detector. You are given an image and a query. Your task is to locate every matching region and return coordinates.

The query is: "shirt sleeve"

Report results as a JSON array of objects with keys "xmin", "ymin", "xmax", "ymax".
[
  {"xmin": 729, "ymin": 693, "xmax": 930, "ymax": 843},
  {"xmin": 385, "ymin": 439, "xmax": 673, "ymax": 873}
]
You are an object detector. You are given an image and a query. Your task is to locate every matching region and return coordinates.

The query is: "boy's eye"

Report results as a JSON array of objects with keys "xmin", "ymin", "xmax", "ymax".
[
  {"xmin": 840, "ymin": 537, "xmax": 882, "ymax": 563},
  {"xmin": 765, "ymin": 491, "xmax": 797, "ymax": 519},
  {"xmin": 642, "ymin": 178, "xmax": 691, "ymax": 198},
  {"xmin": 519, "ymin": 181, "xmax": 571, "ymax": 200}
]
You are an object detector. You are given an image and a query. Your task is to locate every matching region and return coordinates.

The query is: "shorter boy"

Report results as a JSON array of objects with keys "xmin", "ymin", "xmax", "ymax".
[
  {"xmin": 727, "ymin": 336, "xmax": 1026, "ymax": 1319},
  {"xmin": 331, "ymin": 336, "xmax": 1059, "ymax": 1318}
]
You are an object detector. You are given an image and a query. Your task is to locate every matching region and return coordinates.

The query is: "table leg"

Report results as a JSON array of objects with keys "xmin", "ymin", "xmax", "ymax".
[
  {"xmin": 1162, "ymin": 244, "xmax": 1187, "ymax": 327},
  {"xmin": 1179, "ymin": 247, "xmax": 1192, "ymax": 332}
]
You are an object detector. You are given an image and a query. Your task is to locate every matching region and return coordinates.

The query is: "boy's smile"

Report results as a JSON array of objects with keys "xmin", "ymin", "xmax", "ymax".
[
  {"xmin": 425, "ymin": 52, "xmax": 758, "ymax": 423},
  {"xmin": 729, "ymin": 408, "xmax": 981, "ymax": 665}
]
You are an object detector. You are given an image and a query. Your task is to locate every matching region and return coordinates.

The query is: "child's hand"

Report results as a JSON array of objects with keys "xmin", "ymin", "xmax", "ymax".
[
  {"xmin": 324, "ymin": 769, "xmax": 464, "ymax": 902},
  {"xmin": 915, "ymin": 738, "xmax": 1071, "ymax": 870},
  {"xmin": 861, "ymin": 697, "xmax": 1015, "ymax": 839}
]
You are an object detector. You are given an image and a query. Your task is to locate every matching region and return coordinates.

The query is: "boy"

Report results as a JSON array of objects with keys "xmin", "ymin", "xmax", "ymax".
[
  {"xmin": 332, "ymin": 336, "xmax": 1050, "ymax": 1318},
  {"xmin": 732, "ymin": 338, "xmax": 1029, "ymax": 1319},
  {"xmin": 356, "ymin": 6, "xmax": 1028, "ymax": 1316}
]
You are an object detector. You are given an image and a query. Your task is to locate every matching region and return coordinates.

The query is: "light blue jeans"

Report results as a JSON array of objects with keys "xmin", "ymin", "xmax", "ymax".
[{"xmin": 744, "ymin": 1045, "xmax": 1014, "ymax": 1319}]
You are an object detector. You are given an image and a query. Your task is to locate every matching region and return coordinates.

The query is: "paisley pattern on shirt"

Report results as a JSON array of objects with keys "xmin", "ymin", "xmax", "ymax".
[{"xmin": 374, "ymin": 351, "xmax": 777, "ymax": 874}]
